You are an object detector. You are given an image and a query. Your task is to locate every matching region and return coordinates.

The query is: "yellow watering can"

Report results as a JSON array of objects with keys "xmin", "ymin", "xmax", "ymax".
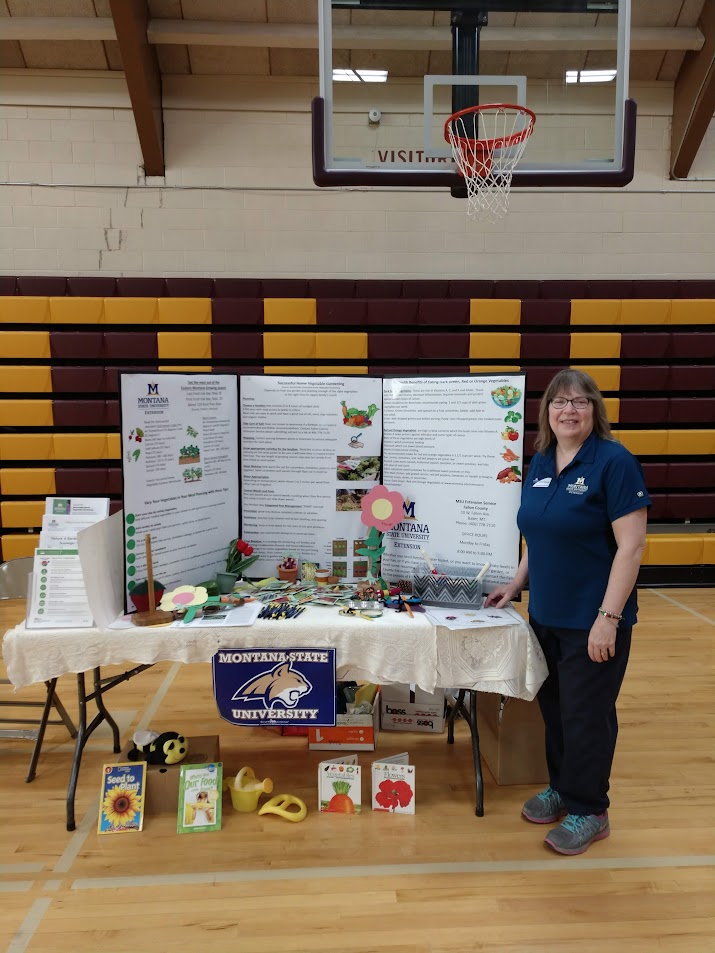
[{"xmin": 223, "ymin": 766, "xmax": 273, "ymax": 813}]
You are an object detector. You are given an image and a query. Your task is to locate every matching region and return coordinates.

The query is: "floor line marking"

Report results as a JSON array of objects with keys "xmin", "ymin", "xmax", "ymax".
[
  {"xmin": 0, "ymin": 883, "xmax": 33, "ymax": 894},
  {"xmin": 71, "ymin": 853, "xmax": 715, "ymax": 890},
  {"xmin": 649, "ymin": 589, "xmax": 715, "ymax": 625},
  {"xmin": 0, "ymin": 865, "xmax": 43, "ymax": 875},
  {"xmin": 53, "ymin": 803, "xmax": 97, "ymax": 875},
  {"xmin": 134, "ymin": 661, "xmax": 181, "ymax": 732},
  {"xmin": 5, "ymin": 897, "xmax": 52, "ymax": 953}
]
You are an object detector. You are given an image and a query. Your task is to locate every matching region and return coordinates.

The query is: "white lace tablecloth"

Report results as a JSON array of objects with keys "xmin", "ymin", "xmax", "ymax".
[{"xmin": 3, "ymin": 606, "xmax": 547, "ymax": 700}]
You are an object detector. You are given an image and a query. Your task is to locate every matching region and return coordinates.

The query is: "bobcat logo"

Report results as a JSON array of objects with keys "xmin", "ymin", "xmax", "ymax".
[{"xmin": 232, "ymin": 662, "xmax": 312, "ymax": 710}]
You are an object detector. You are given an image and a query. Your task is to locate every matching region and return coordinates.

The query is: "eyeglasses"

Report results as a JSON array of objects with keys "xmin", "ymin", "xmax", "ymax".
[{"xmin": 550, "ymin": 397, "xmax": 590, "ymax": 410}]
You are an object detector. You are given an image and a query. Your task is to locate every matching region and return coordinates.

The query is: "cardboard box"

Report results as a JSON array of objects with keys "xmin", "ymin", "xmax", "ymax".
[
  {"xmin": 476, "ymin": 693, "xmax": 548, "ymax": 786},
  {"xmin": 380, "ymin": 685, "xmax": 445, "ymax": 734},
  {"xmin": 119, "ymin": 735, "xmax": 220, "ymax": 815},
  {"xmin": 308, "ymin": 690, "xmax": 381, "ymax": 751}
]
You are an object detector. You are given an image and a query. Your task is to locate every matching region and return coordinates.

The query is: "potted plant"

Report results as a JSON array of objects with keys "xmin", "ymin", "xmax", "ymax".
[
  {"xmin": 217, "ymin": 538, "xmax": 260, "ymax": 594},
  {"xmin": 277, "ymin": 555, "xmax": 299, "ymax": 582}
]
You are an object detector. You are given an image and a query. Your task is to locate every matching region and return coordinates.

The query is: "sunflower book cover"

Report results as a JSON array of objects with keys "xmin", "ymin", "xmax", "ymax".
[
  {"xmin": 371, "ymin": 752, "xmax": 415, "ymax": 814},
  {"xmin": 318, "ymin": 753, "xmax": 361, "ymax": 814},
  {"xmin": 177, "ymin": 762, "xmax": 223, "ymax": 833},
  {"xmin": 97, "ymin": 762, "xmax": 146, "ymax": 834}
]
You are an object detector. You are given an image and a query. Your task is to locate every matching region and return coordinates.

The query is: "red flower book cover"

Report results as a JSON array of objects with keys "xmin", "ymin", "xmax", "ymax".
[{"xmin": 371, "ymin": 755, "xmax": 415, "ymax": 815}]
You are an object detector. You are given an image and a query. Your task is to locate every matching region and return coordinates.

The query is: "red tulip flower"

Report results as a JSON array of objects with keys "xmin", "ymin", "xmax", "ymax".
[{"xmin": 225, "ymin": 538, "xmax": 259, "ymax": 575}]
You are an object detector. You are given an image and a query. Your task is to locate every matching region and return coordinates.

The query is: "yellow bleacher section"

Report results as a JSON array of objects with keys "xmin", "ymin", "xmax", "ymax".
[{"xmin": 0, "ymin": 290, "xmax": 712, "ymax": 574}]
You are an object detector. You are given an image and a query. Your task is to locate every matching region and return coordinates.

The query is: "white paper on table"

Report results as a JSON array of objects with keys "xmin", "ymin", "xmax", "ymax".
[
  {"xmin": 108, "ymin": 614, "xmax": 136, "ymax": 630},
  {"xmin": 170, "ymin": 602, "xmax": 262, "ymax": 628},
  {"xmin": 26, "ymin": 549, "xmax": 94, "ymax": 629},
  {"xmin": 424, "ymin": 605, "xmax": 519, "ymax": 630},
  {"xmin": 45, "ymin": 497, "xmax": 109, "ymax": 518},
  {"xmin": 77, "ymin": 510, "xmax": 125, "ymax": 629},
  {"xmin": 40, "ymin": 514, "xmax": 100, "ymax": 549}
]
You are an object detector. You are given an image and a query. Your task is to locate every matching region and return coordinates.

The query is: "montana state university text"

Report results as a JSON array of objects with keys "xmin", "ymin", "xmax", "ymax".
[{"xmin": 231, "ymin": 708, "xmax": 320, "ymax": 721}]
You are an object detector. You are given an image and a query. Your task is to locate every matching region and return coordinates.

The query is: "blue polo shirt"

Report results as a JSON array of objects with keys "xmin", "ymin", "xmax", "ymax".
[{"xmin": 517, "ymin": 432, "xmax": 650, "ymax": 630}]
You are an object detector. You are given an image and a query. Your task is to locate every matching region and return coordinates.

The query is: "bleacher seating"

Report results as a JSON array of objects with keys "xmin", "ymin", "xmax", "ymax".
[{"xmin": 0, "ymin": 278, "xmax": 712, "ymax": 583}]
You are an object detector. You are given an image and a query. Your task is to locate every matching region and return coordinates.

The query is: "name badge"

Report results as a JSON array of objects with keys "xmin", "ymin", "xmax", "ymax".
[{"xmin": 532, "ymin": 477, "xmax": 552, "ymax": 488}]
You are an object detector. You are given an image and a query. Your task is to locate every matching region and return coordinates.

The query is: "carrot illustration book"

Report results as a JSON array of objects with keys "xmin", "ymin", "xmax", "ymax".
[{"xmin": 318, "ymin": 754, "xmax": 361, "ymax": 814}]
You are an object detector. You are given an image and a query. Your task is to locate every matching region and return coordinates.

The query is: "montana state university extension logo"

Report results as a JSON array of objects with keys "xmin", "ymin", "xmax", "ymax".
[{"xmin": 232, "ymin": 662, "xmax": 313, "ymax": 710}]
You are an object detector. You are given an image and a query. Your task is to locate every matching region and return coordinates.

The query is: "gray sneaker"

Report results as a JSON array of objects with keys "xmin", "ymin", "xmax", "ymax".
[
  {"xmin": 522, "ymin": 786, "xmax": 567, "ymax": 824},
  {"xmin": 544, "ymin": 812, "xmax": 610, "ymax": 855}
]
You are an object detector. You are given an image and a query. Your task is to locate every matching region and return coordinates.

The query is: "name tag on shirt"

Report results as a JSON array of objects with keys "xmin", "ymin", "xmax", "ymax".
[{"xmin": 532, "ymin": 477, "xmax": 552, "ymax": 487}]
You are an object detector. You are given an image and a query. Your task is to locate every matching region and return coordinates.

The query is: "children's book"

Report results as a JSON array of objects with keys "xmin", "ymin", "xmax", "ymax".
[
  {"xmin": 177, "ymin": 762, "xmax": 223, "ymax": 833},
  {"xmin": 318, "ymin": 753, "xmax": 361, "ymax": 814},
  {"xmin": 97, "ymin": 762, "xmax": 146, "ymax": 834},
  {"xmin": 371, "ymin": 752, "xmax": 415, "ymax": 815}
]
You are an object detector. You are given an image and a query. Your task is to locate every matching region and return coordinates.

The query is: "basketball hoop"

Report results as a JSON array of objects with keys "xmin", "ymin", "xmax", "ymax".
[{"xmin": 445, "ymin": 103, "xmax": 535, "ymax": 222}]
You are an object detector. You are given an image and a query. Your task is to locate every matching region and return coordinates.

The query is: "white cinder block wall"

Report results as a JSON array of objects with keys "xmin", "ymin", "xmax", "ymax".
[{"xmin": 0, "ymin": 73, "xmax": 714, "ymax": 279}]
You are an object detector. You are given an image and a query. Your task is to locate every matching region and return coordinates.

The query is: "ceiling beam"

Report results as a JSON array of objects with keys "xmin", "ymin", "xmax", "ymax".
[
  {"xmin": 108, "ymin": 0, "xmax": 164, "ymax": 177},
  {"xmin": 1, "ymin": 18, "xmax": 704, "ymax": 54},
  {"xmin": 671, "ymin": 0, "xmax": 715, "ymax": 178},
  {"xmin": 150, "ymin": 22, "xmax": 704, "ymax": 53}
]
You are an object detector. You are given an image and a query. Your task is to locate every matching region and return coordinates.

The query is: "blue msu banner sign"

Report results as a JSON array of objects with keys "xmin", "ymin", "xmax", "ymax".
[{"xmin": 212, "ymin": 648, "xmax": 337, "ymax": 727}]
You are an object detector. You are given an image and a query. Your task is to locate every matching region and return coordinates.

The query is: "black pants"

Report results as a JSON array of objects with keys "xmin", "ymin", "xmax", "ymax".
[{"xmin": 530, "ymin": 616, "xmax": 632, "ymax": 816}]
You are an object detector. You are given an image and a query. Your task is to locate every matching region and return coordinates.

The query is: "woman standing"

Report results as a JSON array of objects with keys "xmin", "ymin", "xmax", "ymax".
[{"xmin": 486, "ymin": 369, "xmax": 650, "ymax": 855}]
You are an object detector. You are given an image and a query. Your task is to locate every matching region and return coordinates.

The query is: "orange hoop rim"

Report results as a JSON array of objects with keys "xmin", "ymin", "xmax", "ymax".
[{"xmin": 444, "ymin": 102, "xmax": 536, "ymax": 151}]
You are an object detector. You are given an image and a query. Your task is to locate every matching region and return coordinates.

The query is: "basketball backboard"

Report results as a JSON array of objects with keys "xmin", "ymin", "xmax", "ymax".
[{"xmin": 313, "ymin": 0, "xmax": 635, "ymax": 189}]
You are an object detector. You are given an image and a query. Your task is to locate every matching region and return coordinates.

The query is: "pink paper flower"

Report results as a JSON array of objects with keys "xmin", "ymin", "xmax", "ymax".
[{"xmin": 360, "ymin": 485, "xmax": 404, "ymax": 532}]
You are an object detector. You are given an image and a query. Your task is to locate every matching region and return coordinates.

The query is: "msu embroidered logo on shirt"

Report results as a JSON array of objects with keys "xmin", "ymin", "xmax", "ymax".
[{"xmin": 566, "ymin": 475, "xmax": 589, "ymax": 495}]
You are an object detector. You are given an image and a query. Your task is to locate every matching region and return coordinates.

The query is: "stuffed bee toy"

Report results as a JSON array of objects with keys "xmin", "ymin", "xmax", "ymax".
[{"xmin": 127, "ymin": 729, "xmax": 189, "ymax": 765}]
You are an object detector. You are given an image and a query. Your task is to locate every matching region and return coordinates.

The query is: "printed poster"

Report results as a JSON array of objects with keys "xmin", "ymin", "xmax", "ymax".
[
  {"xmin": 119, "ymin": 374, "xmax": 239, "ymax": 608},
  {"xmin": 380, "ymin": 375, "xmax": 526, "ymax": 593},
  {"xmin": 212, "ymin": 647, "xmax": 337, "ymax": 728},
  {"xmin": 240, "ymin": 376, "xmax": 383, "ymax": 581}
]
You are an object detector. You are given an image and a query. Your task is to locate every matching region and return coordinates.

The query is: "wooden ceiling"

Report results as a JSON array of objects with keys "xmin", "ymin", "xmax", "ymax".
[{"xmin": 0, "ymin": 0, "xmax": 713, "ymax": 178}]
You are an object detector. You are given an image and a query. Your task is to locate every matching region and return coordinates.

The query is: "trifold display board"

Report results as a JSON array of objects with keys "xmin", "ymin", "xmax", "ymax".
[{"xmin": 120, "ymin": 374, "xmax": 525, "ymax": 607}]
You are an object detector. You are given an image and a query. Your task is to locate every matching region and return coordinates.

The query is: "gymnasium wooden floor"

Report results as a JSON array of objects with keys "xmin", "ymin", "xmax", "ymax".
[{"xmin": 1, "ymin": 588, "xmax": 713, "ymax": 953}]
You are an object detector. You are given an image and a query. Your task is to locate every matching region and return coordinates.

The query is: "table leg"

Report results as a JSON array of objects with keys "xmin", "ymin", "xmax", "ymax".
[
  {"xmin": 447, "ymin": 688, "xmax": 465, "ymax": 745},
  {"xmin": 93, "ymin": 669, "xmax": 121, "ymax": 753},
  {"xmin": 446, "ymin": 688, "xmax": 484, "ymax": 817},
  {"xmin": 25, "ymin": 678, "xmax": 78, "ymax": 784},
  {"xmin": 66, "ymin": 671, "xmax": 88, "ymax": 831},
  {"xmin": 469, "ymin": 689, "xmax": 484, "ymax": 817},
  {"xmin": 65, "ymin": 664, "xmax": 153, "ymax": 831}
]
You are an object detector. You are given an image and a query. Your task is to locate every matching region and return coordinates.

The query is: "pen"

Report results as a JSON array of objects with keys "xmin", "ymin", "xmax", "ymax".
[
  {"xmin": 420, "ymin": 548, "xmax": 439, "ymax": 575},
  {"xmin": 475, "ymin": 561, "xmax": 491, "ymax": 584}
]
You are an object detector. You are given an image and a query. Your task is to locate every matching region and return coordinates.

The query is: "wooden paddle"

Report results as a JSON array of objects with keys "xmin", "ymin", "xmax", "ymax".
[{"xmin": 131, "ymin": 533, "xmax": 174, "ymax": 627}]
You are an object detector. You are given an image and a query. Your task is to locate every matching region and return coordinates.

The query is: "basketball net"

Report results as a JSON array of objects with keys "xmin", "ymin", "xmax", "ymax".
[{"xmin": 445, "ymin": 104, "xmax": 535, "ymax": 223}]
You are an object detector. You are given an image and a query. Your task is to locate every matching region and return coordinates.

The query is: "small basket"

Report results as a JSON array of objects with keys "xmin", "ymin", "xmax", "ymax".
[{"xmin": 413, "ymin": 575, "xmax": 483, "ymax": 608}]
